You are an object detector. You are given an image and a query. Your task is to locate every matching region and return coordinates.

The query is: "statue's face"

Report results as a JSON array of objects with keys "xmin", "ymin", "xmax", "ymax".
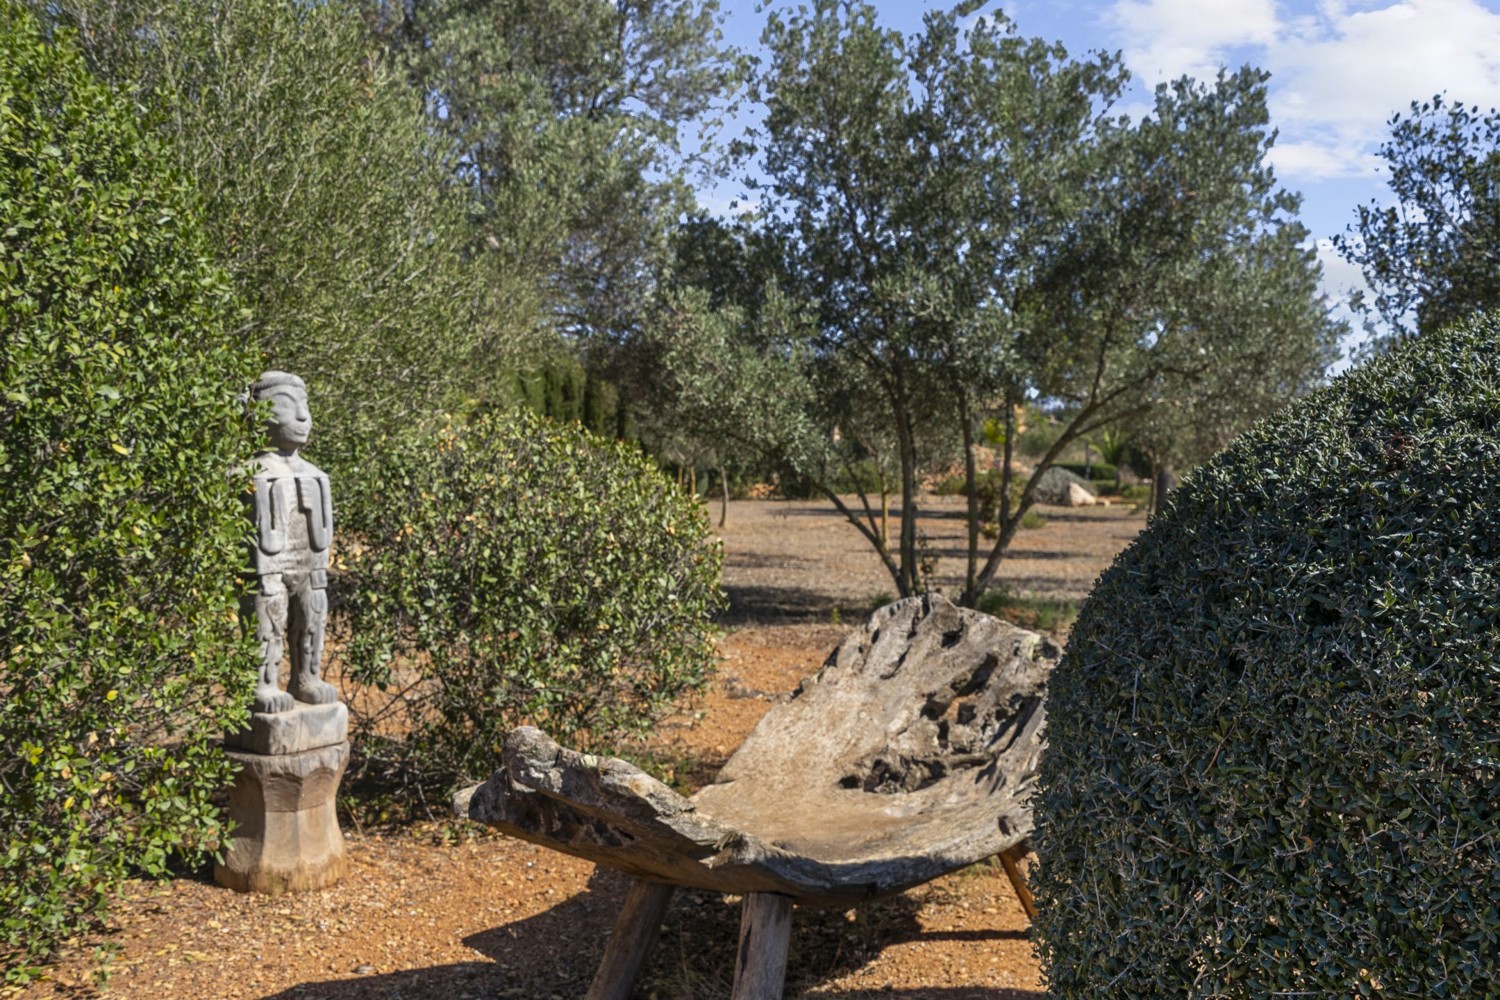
[{"xmin": 264, "ymin": 387, "xmax": 312, "ymax": 451}]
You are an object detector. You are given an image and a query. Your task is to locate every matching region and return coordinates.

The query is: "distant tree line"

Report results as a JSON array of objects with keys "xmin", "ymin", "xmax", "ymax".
[{"xmin": 22, "ymin": 0, "xmax": 1488, "ymax": 605}]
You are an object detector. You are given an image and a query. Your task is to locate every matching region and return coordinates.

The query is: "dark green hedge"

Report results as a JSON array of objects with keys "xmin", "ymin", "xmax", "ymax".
[
  {"xmin": 1057, "ymin": 460, "xmax": 1117, "ymax": 482},
  {"xmin": 335, "ymin": 410, "xmax": 724, "ymax": 797},
  {"xmin": 1034, "ymin": 314, "xmax": 1500, "ymax": 997},
  {"xmin": 0, "ymin": 2, "xmax": 257, "ymax": 979}
]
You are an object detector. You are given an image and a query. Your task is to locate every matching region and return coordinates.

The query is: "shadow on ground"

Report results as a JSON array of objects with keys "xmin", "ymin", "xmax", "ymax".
[
  {"xmin": 254, "ymin": 865, "xmax": 1031, "ymax": 1000},
  {"xmin": 720, "ymin": 582, "xmax": 845, "ymax": 626}
]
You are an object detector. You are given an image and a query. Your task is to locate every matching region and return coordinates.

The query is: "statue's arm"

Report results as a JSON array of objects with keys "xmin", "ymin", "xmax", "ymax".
[
  {"xmin": 256, "ymin": 478, "xmax": 287, "ymax": 555},
  {"xmin": 299, "ymin": 475, "xmax": 332, "ymax": 552}
]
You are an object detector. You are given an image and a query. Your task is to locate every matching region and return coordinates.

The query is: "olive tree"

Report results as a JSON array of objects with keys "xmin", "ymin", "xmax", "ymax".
[
  {"xmin": 368, "ymin": 0, "xmax": 747, "ymax": 341},
  {"xmin": 1333, "ymin": 95, "xmax": 1500, "ymax": 351},
  {"xmin": 34, "ymin": 0, "xmax": 541, "ymax": 457},
  {"xmin": 661, "ymin": 2, "xmax": 1339, "ymax": 604}
]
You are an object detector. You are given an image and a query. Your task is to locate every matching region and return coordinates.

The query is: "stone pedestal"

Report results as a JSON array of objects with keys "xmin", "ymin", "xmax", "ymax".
[
  {"xmin": 216, "ymin": 703, "xmax": 350, "ymax": 895},
  {"xmin": 225, "ymin": 701, "xmax": 347, "ymax": 755}
]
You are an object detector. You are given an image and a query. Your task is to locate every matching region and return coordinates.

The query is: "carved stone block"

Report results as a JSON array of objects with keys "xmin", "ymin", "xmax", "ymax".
[{"xmin": 224, "ymin": 701, "xmax": 348, "ymax": 756}]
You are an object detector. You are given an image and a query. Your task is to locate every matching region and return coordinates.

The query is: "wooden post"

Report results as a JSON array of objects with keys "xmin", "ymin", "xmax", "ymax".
[
  {"xmin": 584, "ymin": 879, "xmax": 676, "ymax": 1000},
  {"xmin": 999, "ymin": 844, "xmax": 1037, "ymax": 919},
  {"xmin": 730, "ymin": 892, "xmax": 794, "ymax": 1000}
]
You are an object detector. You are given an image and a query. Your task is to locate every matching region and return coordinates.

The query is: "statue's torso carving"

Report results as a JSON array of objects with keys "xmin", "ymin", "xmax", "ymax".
[{"xmin": 248, "ymin": 452, "xmax": 331, "ymax": 577}]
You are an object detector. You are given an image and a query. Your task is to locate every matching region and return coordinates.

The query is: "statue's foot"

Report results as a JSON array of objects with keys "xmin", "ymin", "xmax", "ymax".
[
  {"xmin": 252, "ymin": 685, "xmax": 296, "ymax": 714},
  {"xmin": 291, "ymin": 675, "xmax": 339, "ymax": 706}
]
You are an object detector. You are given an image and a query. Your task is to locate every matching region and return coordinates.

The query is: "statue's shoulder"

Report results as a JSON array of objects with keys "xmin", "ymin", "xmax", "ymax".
[{"xmin": 247, "ymin": 451, "xmax": 295, "ymax": 480}]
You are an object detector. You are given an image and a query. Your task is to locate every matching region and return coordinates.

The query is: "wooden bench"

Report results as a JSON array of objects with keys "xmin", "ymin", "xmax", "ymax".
[{"xmin": 458, "ymin": 594, "xmax": 1057, "ymax": 999}]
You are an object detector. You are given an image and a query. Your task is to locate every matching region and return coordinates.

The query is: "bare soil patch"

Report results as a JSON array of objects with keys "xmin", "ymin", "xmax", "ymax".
[
  {"xmin": 716, "ymin": 496, "xmax": 1144, "ymax": 623},
  {"xmin": 15, "ymin": 496, "xmax": 1143, "ymax": 1000}
]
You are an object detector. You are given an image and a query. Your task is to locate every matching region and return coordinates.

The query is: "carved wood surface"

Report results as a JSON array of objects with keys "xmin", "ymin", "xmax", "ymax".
[{"xmin": 464, "ymin": 594, "xmax": 1059, "ymax": 908}]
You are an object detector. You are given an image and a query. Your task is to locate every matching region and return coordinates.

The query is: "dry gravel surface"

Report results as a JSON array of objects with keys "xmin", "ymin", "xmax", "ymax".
[{"xmin": 15, "ymin": 496, "xmax": 1143, "ymax": 1000}]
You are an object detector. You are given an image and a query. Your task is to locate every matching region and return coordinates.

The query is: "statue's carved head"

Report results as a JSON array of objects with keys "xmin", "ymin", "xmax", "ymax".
[{"xmin": 251, "ymin": 371, "xmax": 311, "ymax": 453}]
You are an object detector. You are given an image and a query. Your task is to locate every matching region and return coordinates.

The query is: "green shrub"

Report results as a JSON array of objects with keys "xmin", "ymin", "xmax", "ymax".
[
  {"xmin": 1088, "ymin": 477, "xmax": 1117, "ymax": 496},
  {"xmin": 0, "ymin": 4, "xmax": 257, "ymax": 978},
  {"xmin": 1015, "ymin": 410, "xmax": 1065, "ymax": 458},
  {"xmin": 335, "ymin": 410, "xmax": 724, "ymax": 798},
  {"xmin": 1057, "ymin": 460, "xmax": 1117, "ymax": 482},
  {"xmin": 930, "ymin": 472, "xmax": 968, "ymax": 496},
  {"xmin": 935, "ymin": 467, "xmax": 1024, "ymax": 510},
  {"xmin": 1033, "ymin": 314, "xmax": 1500, "ymax": 996}
]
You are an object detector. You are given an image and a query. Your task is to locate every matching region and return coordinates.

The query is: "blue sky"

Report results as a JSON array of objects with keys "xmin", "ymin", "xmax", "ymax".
[{"xmin": 707, "ymin": 0, "xmax": 1500, "ymax": 358}]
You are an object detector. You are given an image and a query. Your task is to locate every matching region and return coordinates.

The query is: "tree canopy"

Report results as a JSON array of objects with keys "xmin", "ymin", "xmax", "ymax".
[
  {"xmin": 655, "ymin": 0, "xmax": 1341, "ymax": 604},
  {"xmin": 368, "ymin": 0, "xmax": 746, "ymax": 340},
  {"xmin": 31, "ymin": 0, "xmax": 743, "ymax": 458},
  {"xmin": 35, "ymin": 0, "xmax": 538, "ymax": 455},
  {"xmin": 1333, "ymin": 95, "xmax": 1500, "ymax": 351}
]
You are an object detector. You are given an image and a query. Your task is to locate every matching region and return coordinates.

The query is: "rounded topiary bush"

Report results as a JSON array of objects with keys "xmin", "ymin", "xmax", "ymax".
[
  {"xmin": 335, "ymin": 410, "xmax": 724, "ymax": 797},
  {"xmin": 0, "ymin": 2, "xmax": 257, "ymax": 979},
  {"xmin": 1033, "ymin": 315, "xmax": 1500, "ymax": 997}
]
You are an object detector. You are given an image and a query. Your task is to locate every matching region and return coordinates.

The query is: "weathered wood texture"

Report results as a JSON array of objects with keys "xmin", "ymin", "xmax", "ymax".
[
  {"xmin": 731, "ymin": 893, "xmax": 794, "ymax": 1000},
  {"xmin": 584, "ymin": 879, "xmax": 676, "ymax": 1000},
  {"xmin": 464, "ymin": 594, "xmax": 1059, "ymax": 908},
  {"xmin": 1000, "ymin": 844, "xmax": 1037, "ymax": 919}
]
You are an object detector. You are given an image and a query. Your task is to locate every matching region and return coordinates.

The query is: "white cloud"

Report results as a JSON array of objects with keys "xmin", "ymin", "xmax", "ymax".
[
  {"xmin": 1314, "ymin": 237, "xmax": 1378, "ymax": 369},
  {"xmin": 1271, "ymin": 0, "xmax": 1500, "ymax": 130},
  {"xmin": 1108, "ymin": 0, "xmax": 1278, "ymax": 80},
  {"xmin": 1266, "ymin": 140, "xmax": 1382, "ymax": 182},
  {"xmin": 1105, "ymin": 0, "xmax": 1500, "ymax": 185},
  {"xmin": 1315, "ymin": 236, "xmax": 1370, "ymax": 302}
]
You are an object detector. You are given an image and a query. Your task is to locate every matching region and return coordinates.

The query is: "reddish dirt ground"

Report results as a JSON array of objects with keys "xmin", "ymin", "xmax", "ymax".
[{"xmin": 14, "ymin": 497, "xmax": 1144, "ymax": 1000}]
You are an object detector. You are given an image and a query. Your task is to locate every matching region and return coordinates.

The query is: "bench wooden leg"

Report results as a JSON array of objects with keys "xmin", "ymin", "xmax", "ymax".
[
  {"xmin": 730, "ymin": 891, "xmax": 794, "ymax": 1000},
  {"xmin": 584, "ymin": 878, "xmax": 676, "ymax": 1000},
  {"xmin": 1000, "ymin": 843, "xmax": 1037, "ymax": 919}
]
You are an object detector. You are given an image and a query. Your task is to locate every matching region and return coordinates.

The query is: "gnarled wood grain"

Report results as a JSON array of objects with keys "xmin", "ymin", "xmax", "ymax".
[{"xmin": 463, "ymin": 594, "xmax": 1059, "ymax": 908}]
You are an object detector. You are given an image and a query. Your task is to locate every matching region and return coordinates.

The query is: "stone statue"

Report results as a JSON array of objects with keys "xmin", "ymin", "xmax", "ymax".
[
  {"xmin": 219, "ymin": 370, "xmax": 349, "ymax": 894},
  {"xmin": 243, "ymin": 371, "xmax": 338, "ymax": 714}
]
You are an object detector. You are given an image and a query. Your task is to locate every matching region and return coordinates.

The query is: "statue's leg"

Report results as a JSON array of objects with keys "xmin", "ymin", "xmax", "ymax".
[
  {"xmin": 288, "ymin": 571, "xmax": 337, "ymax": 705},
  {"xmin": 250, "ymin": 575, "xmax": 294, "ymax": 714}
]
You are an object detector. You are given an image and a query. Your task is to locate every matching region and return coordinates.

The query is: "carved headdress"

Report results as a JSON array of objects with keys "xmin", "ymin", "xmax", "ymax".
[{"xmin": 250, "ymin": 370, "xmax": 306, "ymax": 400}]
